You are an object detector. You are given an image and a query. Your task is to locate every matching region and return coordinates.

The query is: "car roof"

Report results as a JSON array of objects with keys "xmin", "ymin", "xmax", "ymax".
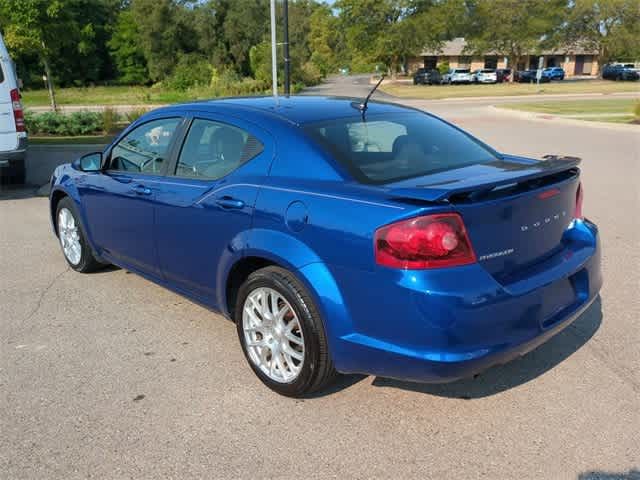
[{"xmin": 160, "ymin": 95, "xmax": 414, "ymax": 125}]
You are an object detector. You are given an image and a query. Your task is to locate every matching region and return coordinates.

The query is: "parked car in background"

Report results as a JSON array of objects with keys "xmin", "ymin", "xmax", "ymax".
[
  {"xmin": 602, "ymin": 64, "xmax": 639, "ymax": 81},
  {"xmin": 515, "ymin": 69, "xmax": 551, "ymax": 83},
  {"xmin": 543, "ymin": 67, "xmax": 565, "ymax": 80},
  {"xmin": 496, "ymin": 68, "xmax": 512, "ymax": 83},
  {"xmin": 442, "ymin": 68, "xmax": 472, "ymax": 84},
  {"xmin": 471, "ymin": 69, "xmax": 497, "ymax": 84},
  {"xmin": 0, "ymin": 32, "xmax": 27, "ymax": 185},
  {"xmin": 413, "ymin": 68, "xmax": 442, "ymax": 85},
  {"xmin": 49, "ymin": 96, "xmax": 602, "ymax": 397}
]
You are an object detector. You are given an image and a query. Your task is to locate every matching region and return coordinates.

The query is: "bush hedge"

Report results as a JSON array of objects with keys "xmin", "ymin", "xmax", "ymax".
[{"xmin": 25, "ymin": 111, "xmax": 106, "ymax": 136}]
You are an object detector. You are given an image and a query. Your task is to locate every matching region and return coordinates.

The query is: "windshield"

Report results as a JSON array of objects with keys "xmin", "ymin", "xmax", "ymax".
[
  {"xmin": 455, "ymin": 69, "xmax": 470, "ymax": 73},
  {"xmin": 303, "ymin": 112, "xmax": 499, "ymax": 184}
]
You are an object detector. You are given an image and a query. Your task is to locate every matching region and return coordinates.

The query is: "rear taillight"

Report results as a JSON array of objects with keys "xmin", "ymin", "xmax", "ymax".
[
  {"xmin": 575, "ymin": 182, "xmax": 584, "ymax": 219},
  {"xmin": 374, "ymin": 213, "xmax": 476, "ymax": 269},
  {"xmin": 10, "ymin": 89, "xmax": 26, "ymax": 132}
]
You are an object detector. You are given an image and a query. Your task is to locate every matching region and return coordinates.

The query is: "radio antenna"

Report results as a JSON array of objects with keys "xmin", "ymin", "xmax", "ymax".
[{"xmin": 356, "ymin": 74, "xmax": 385, "ymax": 119}]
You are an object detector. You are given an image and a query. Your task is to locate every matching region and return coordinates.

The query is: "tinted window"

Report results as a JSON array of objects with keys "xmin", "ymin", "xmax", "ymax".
[
  {"xmin": 304, "ymin": 113, "xmax": 499, "ymax": 184},
  {"xmin": 0, "ymin": 63, "xmax": 4, "ymax": 83},
  {"xmin": 175, "ymin": 119, "xmax": 263, "ymax": 180},
  {"xmin": 455, "ymin": 69, "xmax": 471, "ymax": 73},
  {"xmin": 109, "ymin": 118, "xmax": 180, "ymax": 173}
]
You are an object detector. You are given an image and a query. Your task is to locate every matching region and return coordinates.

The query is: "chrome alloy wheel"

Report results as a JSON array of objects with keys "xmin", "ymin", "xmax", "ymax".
[
  {"xmin": 58, "ymin": 207, "xmax": 81, "ymax": 265},
  {"xmin": 242, "ymin": 287, "xmax": 305, "ymax": 383}
]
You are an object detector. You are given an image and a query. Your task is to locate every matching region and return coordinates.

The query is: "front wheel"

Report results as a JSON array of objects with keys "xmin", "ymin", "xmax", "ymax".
[
  {"xmin": 56, "ymin": 197, "xmax": 104, "ymax": 273},
  {"xmin": 236, "ymin": 266, "xmax": 337, "ymax": 397}
]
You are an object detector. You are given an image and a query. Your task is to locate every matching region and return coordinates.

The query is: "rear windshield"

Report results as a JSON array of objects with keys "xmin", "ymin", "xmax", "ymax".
[
  {"xmin": 455, "ymin": 69, "xmax": 470, "ymax": 73},
  {"xmin": 303, "ymin": 112, "xmax": 499, "ymax": 184}
]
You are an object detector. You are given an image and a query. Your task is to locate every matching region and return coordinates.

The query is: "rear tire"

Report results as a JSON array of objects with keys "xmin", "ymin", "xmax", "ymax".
[
  {"xmin": 235, "ymin": 266, "xmax": 338, "ymax": 397},
  {"xmin": 56, "ymin": 197, "xmax": 104, "ymax": 273}
]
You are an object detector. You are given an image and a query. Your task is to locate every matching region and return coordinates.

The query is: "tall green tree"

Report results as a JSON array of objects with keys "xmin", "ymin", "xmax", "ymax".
[
  {"xmin": 335, "ymin": 0, "xmax": 449, "ymax": 75},
  {"xmin": 562, "ymin": 0, "xmax": 640, "ymax": 69},
  {"xmin": 0, "ymin": 0, "xmax": 114, "ymax": 109},
  {"xmin": 308, "ymin": 4, "xmax": 340, "ymax": 75},
  {"xmin": 131, "ymin": 0, "xmax": 195, "ymax": 81},
  {"xmin": 108, "ymin": 9, "xmax": 149, "ymax": 84},
  {"xmin": 222, "ymin": 0, "xmax": 269, "ymax": 76},
  {"xmin": 465, "ymin": 0, "xmax": 566, "ymax": 80}
]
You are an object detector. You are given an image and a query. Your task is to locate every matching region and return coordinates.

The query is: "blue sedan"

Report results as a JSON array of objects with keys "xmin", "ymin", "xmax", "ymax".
[
  {"xmin": 49, "ymin": 96, "xmax": 602, "ymax": 396},
  {"xmin": 543, "ymin": 67, "xmax": 566, "ymax": 80}
]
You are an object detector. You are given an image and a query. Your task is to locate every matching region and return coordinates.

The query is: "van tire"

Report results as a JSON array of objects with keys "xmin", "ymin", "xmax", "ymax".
[{"xmin": 0, "ymin": 158, "xmax": 25, "ymax": 185}]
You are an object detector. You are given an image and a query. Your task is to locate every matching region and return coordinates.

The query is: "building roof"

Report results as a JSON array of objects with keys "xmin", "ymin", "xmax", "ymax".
[{"xmin": 420, "ymin": 37, "xmax": 598, "ymax": 57}]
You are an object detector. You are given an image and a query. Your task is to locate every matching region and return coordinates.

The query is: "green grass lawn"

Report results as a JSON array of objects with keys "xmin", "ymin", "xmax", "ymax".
[
  {"xmin": 20, "ymin": 80, "xmax": 291, "ymax": 108},
  {"xmin": 22, "ymin": 85, "xmax": 211, "ymax": 107},
  {"xmin": 380, "ymin": 80, "xmax": 640, "ymax": 99},
  {"xmin": 499, "ymin": 98, "xmax": 640, "ymax": 124}
]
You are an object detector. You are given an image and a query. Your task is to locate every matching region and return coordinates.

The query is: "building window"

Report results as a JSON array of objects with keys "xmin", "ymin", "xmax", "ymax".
[
  {"xmin": 424, "ymin": 56, "xmax": 437, "ymax": 70},
  {"xmin": 484, "ymin": 56, "xmax": 498, "ymax": 69},
  {"xmin": 457, "ymin": 56, "xmax": 471, "ymax": 68}
]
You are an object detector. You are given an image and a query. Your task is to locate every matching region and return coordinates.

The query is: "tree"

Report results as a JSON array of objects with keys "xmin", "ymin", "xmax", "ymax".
[
  {"xmin": 562, "ymin": 0, "xmax": 640, "ymax": 70},
  {"xmin": 465, "ymin": 0, "xmax": 566, "ymax": 81},
  {"xmin": 308, "ymin": 4, "xmax": 340, "ymax": 75},
  {"xmin": 335, "ymin": 0, "xmax": 448, "ymax": 76},
  {"xmin": 131, "ymin": 0, "xmax": 194, "ymax": 81},
  {"xmin": 0, "ymin": 0, "xmax": 73, "ymax": 110},
  {"xmin": 108, "ymin": 9, "xmax": 149, "ymax": 84},
  {"xmin": 222, "ymin": 0, "xmax": 269, "ymax": 76}
]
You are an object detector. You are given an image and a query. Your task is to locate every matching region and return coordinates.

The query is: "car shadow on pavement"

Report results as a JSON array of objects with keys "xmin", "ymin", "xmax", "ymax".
[
  {"xmin": 578, "ymin": 469, "xmax": 640, "ymax": 480},
  {"xmin": 372, "ymin": 295, "xmax": 603, "ymax": 399},
  {"xmin": 0, "ymin": 185, "xmax": 41, "ymax": 200}
]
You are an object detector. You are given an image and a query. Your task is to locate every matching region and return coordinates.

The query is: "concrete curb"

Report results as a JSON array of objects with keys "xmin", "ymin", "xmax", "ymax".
[{"xmin": 488, "ymin": 105, "xmax": 640, "ymax": 131}]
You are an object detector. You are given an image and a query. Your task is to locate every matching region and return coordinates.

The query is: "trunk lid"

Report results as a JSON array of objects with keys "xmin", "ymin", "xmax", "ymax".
[{"xmin": 385, "ymin": 155, "xmax": 581, "ymax": 281}]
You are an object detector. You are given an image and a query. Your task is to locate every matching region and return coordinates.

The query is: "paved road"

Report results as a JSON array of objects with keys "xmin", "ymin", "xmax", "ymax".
[{"xmin": 2, "ymin": 77, "xmax": 639, "ymax": 479}]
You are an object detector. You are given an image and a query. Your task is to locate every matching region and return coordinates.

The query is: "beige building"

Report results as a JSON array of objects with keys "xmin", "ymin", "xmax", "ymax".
[{"xmin": 407, "ymin": 37, "xmax": 600, "ymax": 76}]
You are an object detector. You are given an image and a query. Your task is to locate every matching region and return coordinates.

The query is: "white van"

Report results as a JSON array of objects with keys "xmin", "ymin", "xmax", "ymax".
[{"xmin": 0, "ymin": 32, "xmax": 27, "ymax": 184}]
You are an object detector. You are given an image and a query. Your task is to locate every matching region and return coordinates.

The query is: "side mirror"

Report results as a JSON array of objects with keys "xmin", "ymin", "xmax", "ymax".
[{"xmin": 78, "ymin": 152, "xmax": 103, "ymax": 172}]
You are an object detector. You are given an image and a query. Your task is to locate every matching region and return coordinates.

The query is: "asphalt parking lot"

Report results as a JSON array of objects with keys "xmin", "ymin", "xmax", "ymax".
[{"xmin": 1, "ymin": 78, "xmax": 639, "ymax": 479}]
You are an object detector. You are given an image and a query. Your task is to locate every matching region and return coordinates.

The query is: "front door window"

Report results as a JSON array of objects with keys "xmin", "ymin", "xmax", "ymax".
[{"xmin": 109, "ymin": 118, "xmax": 181, "ymax": 174}]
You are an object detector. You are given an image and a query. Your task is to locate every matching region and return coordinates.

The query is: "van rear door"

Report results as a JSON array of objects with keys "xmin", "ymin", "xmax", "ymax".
[{"xmin": 0, "ymin": 48, "xmax": 19, "ymax": 153}]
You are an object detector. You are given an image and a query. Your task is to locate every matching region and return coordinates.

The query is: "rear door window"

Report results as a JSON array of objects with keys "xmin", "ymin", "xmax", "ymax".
[
  {"xmin": 304, "ymin": 112, "xmax": 499, "ymax": 184},
  {"xmin": 174, "ymin": 119, "xmax": 263, "ymax": 180}
]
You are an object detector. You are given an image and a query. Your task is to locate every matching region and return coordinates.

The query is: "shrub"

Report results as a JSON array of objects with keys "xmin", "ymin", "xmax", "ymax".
[
  {"xmin": 297, "ymin": 61, "xmax": 323, "ymax": 86},
  {"xmin": 102, "ymin": 107, "xmax": 118, "ymax": 134},
  {"xmin": 165, "ymin": 54, "xmax": 212, "ymax": 91},
  {"xmin": 437, "ymin": 61, "xmax": 450, "ymax": 75},
  {"xmin": 125, "ymin": 107, "xmax": 148, "ymax": 123},
  {"xmin": 25, "ymin": 110, "xmax": 106, "ymax": 136}
]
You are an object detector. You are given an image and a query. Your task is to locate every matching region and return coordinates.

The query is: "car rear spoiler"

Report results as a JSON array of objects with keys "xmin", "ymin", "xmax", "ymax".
[{"xmin": 386, "ymin": 155, "xmax": 581, "ymax": 203}]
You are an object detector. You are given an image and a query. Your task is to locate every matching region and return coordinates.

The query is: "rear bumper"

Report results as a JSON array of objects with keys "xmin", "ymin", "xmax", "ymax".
[
  {"xmin": 0, "ymin": 137, "xmax": 27, "ymax": 166},
  {"xmin": 319, "ymin": 219, "xmax": 602, "ymax": 383}
]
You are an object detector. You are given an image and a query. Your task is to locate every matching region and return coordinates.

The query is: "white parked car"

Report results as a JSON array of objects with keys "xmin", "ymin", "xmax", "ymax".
[
  {"xmin": 472, "ymin": 68, "xmax": 498, "ymax": 84},
  {"xmin": 443, "ymin": 68, "xmax": 472, "ymax": 84},
  {"xmin": 0, "ymin": 32, "xmax": 27, "ymax": 184}
]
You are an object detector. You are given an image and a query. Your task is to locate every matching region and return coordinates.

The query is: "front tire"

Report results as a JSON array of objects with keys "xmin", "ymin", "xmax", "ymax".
[
  {"xmin": 56, "ymin": 197, "xmax": 104, "ymax": 273},
  {"xmin": 236, "ymin": 266, "xmax": 337, "ymax": 397}
]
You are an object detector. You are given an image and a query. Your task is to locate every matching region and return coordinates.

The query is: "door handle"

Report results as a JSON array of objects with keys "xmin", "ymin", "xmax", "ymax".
[
  {"xmin": 215, "ymin": 196, "xmax": 245, "ymax": 209},
  {"xmin": 134, "ymin": 184, "xmax": 152, "ymax": 195}
]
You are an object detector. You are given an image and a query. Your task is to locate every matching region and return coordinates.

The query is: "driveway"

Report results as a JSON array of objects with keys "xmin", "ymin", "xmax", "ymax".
[{"xmin": 1, "ymin": 78, "xmax": 639, "ymax": 479}]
